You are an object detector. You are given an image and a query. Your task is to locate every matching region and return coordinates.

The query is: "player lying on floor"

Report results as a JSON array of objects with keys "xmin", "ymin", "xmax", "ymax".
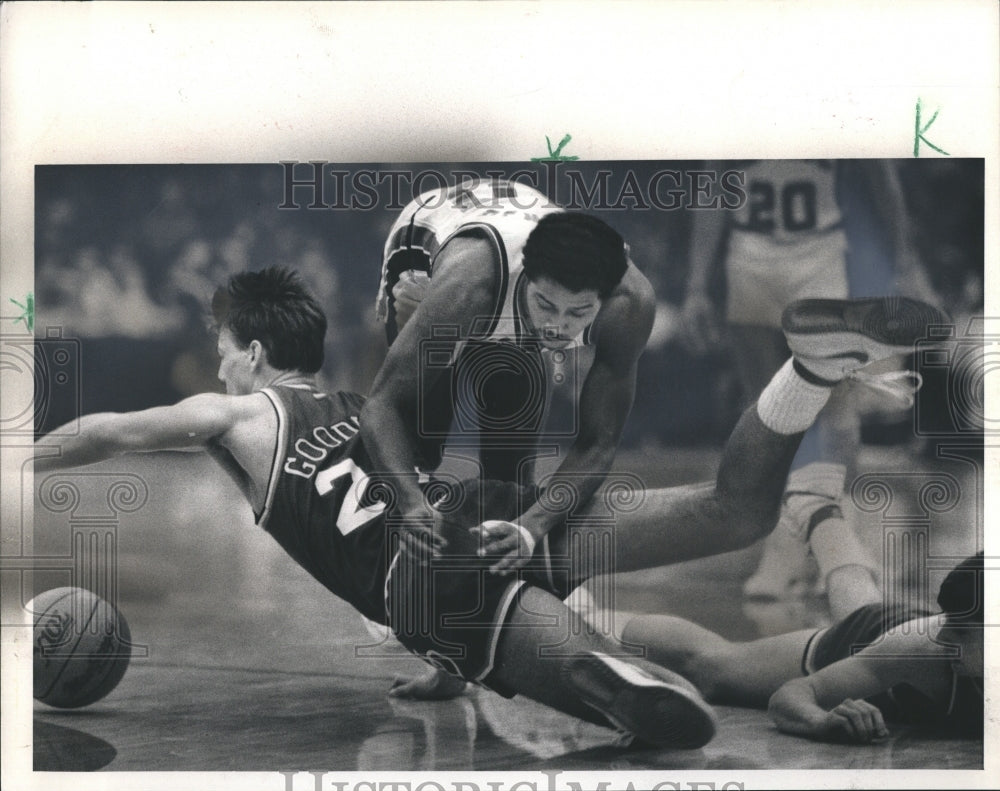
[
  {"xmin": 34, "ymin": 267, "xmax": 946, "ymax": 750},
  {"xmin": 622, "ymin": 552, "xmax": 984, "ymax": 744}
]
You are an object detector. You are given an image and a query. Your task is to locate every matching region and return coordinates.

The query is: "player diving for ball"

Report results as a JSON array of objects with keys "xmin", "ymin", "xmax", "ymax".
[
  {"xmin": 367, "ymin": 180, "xmax": 654, "ymax": 698},
  {"xmin": 623, "ymin": 552, "xmax": 984, "ymax": 744},
  {"xmin": 35, "ymin": 263, "xmax": 946, "ymax": 750}
]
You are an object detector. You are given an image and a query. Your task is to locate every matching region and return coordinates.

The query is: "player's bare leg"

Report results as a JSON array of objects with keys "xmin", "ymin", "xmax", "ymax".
[
  {"xmin": 748, "ymin": 459, "xmax": 882, "ymax": 617},
  {"xmin": 729, "ymin": 325, "xmax": 816, "ymax": 597},
  {"xmin": 809, "ymin": 511, "xmax": 882, "ymax": 619},
  {"xmin": 387, "ymin": 585, "xmax": 600, "ymax": 702},
  {"xmin": 552, "ymin": 297, "xmax": 948, "ymax": 582},
  {"xmin": 488, "ymin": 585, "xmax": 717, "ymax": 749},
  {"xmin": 621, "ymin": 614, "xmax": 815, "ymax": 708}
]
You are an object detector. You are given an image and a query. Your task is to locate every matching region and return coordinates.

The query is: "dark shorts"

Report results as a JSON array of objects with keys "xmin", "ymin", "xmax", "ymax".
[{"xmin": 384, "ymin": 478, "xmax": 574, "ymax": 695}]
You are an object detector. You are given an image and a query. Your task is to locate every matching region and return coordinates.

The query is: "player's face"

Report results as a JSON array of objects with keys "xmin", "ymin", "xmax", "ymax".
[
  {"xmin": 521, "ymin": 276, "xmax": 601, "ymax": 350},
  {"xmin": 216, "ymin": 327, "xmax": 255, "ymax": 395}
]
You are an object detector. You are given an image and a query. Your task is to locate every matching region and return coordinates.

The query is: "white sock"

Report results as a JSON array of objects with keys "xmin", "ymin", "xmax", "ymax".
[{"xmin": 756, "ymin": 359, "xmax": 833, "ymax": 435}]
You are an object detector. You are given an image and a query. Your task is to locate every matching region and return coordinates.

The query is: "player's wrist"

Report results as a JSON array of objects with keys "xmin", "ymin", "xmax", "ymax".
[{"xmin": 513, "ymin": 524, "xmax": 538, "ymax": 557}]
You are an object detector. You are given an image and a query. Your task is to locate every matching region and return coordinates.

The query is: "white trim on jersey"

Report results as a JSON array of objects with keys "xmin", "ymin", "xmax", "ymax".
[
  {"xmin": 436, "ymin": 221, "xmax": 511, "ymax": 341},
  {"xmin": 256, "ymin": 387, "xmax": 291, "ymax": 529},
  {"xmin": 383, "ymin": 548, "xmax": 402, "ymax": 623}
]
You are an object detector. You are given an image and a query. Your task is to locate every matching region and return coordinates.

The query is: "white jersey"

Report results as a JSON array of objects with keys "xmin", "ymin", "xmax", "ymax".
[
  {"xmin": 728, "ymin": 159, "xmax": 846, "ymax": 261},
  {"xmin": 725, "ymin": 160, "xmax": 849, "ymax": 326},
  {"xmin": 376, "ymin": 180, "xmax": 592, "ymax": 347}
]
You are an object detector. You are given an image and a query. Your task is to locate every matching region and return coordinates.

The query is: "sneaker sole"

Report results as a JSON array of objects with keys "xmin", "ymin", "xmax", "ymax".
[
  {"xmin": 564, "ymin": 652, "xmax": 717, "ymax": 749},
  {"xmin": 782, "ymin": 297, "xmax": 949, "ymax": 365}
]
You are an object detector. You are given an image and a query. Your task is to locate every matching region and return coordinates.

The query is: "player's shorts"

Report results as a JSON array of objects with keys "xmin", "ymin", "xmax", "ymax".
[
  {"xmin": 724, "ymin": 230, "xmax": 849, "ymax": 327},
  {"xmin": 384, "ymin": 478, "xmax": 574, "ymax": 696}
]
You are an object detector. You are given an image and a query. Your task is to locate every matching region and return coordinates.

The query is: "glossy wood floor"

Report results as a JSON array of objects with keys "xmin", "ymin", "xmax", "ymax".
[{"xmin": 20, "ymin": 444, "xmax": 991, "ymax": 787}]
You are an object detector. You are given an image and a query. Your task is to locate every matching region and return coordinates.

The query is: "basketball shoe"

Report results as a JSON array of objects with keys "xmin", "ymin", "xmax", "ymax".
[
  {"xmin": 782, "ymin": 297, "xmax": 948, "ymax": 388},
  {"xmin": 563, "ymin": 651, "xmax": 717, "ymax": 749}
]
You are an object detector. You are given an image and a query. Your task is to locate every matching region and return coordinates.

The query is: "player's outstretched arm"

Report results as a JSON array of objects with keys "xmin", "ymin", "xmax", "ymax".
[
  {"xmin": 767, "ymin": 616, "xmax": 950, "ymax": 743},
  {"xmin": 35, "ymin": 393, "xmax": 240, "ymax": 472}
]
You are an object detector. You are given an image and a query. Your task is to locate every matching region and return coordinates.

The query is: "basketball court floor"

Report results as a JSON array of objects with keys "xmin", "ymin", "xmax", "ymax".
[{"xmin": 20, "ymin": 441, "xmax": 988, "ymax": 785}]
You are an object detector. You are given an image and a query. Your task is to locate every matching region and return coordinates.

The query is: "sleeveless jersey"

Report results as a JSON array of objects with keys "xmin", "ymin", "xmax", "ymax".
[
  {"xmin": 257, "ymin": 385, "xmax": 391, "ymax": 623},
  {"xmin": 728, "ymin": 159, "xmax": 846, "ymax": 262},
  {"xmin": 376, "ymin": 179, "xmax": 592, "ymax": 348}
]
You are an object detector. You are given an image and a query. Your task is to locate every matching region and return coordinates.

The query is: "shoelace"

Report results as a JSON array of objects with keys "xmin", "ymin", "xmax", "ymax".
[{"xmin": 847, "ymin": 369, "xmax": 924, "ymax": 408}]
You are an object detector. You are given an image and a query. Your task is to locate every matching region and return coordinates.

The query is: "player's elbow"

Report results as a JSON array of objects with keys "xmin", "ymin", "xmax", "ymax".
[
  {"xmin": 767, "ymin": 678, "xmax": 827, "ymax": 737},
  {"xmin": 360, "ymin": 397, "xmax": 387, "ymax": 438},
  {"xmin": 361, "ymin": 389, "xmax": 410, "ymax": 438},
  {"xmin": 767, "ymin": 679, "xmax": 806, "ymax": 724}
]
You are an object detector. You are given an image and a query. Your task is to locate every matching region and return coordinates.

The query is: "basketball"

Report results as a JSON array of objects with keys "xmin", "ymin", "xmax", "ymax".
[{"xmin": 29, "ymin": 587, "xmax": 131, "ymax": 709}]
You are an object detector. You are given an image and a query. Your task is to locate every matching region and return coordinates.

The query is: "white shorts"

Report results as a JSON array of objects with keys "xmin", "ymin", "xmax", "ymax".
[{"xmin": 725, "ymin": 230, "xmax": 849, "ymax": 327}]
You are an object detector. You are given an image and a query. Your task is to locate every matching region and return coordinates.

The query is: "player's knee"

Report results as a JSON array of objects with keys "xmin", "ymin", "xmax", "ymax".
[
  {"xmin": 694, "ymin": 651, "xmax": 733, "ymax": 702},
  {"xmin": 717, "ymin": 495, "xmax": 780, "ymax": 550}
]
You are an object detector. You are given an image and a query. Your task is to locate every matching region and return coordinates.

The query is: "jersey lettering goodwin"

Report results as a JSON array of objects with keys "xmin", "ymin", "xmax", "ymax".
[{"xmin": 283, "ymin": 416, "xmax": 361, "ymax": 478}]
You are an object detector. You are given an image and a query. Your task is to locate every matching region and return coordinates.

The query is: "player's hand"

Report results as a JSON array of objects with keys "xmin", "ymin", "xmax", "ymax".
[
  {"xmin": 469, "ymin": 520, "xmax": 539, "ymax": 575},
  {"xmin": 678, "ymin": 293, "xmax": 722, "ymax": 356},
  {"xmin": 817, "ymin": 699, "xmax": 889, "ymax": 743},
  {"xmin": 398, "ymin": 510, "xmax": 447, "ymax": 559},
  {"xmin": 392, "ymin": 270, "xmax": 430, "ymax": 333},
  {"xmin": 389, "ymin": 668, "xmax": 468, "ymax": 700}
]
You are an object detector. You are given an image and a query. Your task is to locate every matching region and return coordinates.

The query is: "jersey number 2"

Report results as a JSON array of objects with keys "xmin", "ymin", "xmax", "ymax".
[{"xmin": 315, "ymin": 459, "xmax": 387, "ymax": 535}]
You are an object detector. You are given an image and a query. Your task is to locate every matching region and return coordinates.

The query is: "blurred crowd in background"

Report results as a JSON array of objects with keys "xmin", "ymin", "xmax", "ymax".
[{"xmin": 34, "ymin": 160, "xmax": 983, "ymax": 447}]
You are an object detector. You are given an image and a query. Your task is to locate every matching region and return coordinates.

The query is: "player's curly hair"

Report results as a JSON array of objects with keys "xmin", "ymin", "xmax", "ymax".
[
  {"xmin": 937, "ymin": 551, "xmax": 984, "ymax": 626},
  {"xmin": 211, "ymin": 267, "xmax": 327, "ymax": 373},
  {"xmin": 522, "ymin": 212, "xmax": 628, "ymax": 298}
]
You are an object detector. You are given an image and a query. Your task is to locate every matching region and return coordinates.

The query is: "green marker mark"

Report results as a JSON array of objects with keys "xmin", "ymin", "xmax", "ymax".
[
  {"xmin": 914, "ymin": 98, "xmax": 949, "ymax": 157},
  {"xmin": 531, "ymin": 133, "xmax": 579, "ymax": 162},
  {"xmin": 10, "ymin": 292, "xmax": 34, "ymax": 332}
]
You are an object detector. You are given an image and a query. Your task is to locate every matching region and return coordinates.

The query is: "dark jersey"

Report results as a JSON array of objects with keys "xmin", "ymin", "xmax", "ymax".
[
  {"xmin": 257, "ymin": 385, "xmax": 391, "ymax": 623},
  {"xmin": 805, "ymin": 602, "xmax": 983, "ymax": 735}
]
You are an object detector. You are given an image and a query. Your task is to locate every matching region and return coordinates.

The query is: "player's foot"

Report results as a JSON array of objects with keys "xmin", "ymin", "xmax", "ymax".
[
  {"xmin": 389, "ymin": 668, "xmax": 468, "ymax": 700},
  {"xmin": 563, "ymin": 651, "xmax": 717, "ymax": 749},
  {"xmin": 782, "ymin": 297, "xmax": 947, "ymax": 385}
]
